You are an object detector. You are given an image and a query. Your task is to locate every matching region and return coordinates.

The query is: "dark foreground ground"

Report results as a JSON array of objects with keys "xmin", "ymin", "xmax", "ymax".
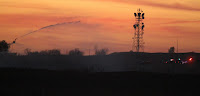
[{"xmin": 1, "ymin": 68, "xmax": 200, "ymax": 96}]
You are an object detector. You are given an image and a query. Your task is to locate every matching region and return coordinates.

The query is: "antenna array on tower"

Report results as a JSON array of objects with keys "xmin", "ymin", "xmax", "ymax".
[{"xmin": 133, "ymin": 9, "xmax": 145, "ymax": 52}]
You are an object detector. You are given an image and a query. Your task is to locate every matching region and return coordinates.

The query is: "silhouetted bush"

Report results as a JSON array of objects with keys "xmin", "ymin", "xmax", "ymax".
[
  {"xmin": 69, "ymin": 48, "xmax": 84, "ymax": 56},
  {"xmin": 47, "ymin": 49, "xmax": 61, "ymax": 56},
  {"xmin": 39, "ymin": 49, "xmax": 61, "ymax": 56},
  {"xmin": 24, "ymin": 48, "xmax": 31, "ymax": 55},
  {"xmin": 29, "ymin": 51, "xmax": 40, "ymax": 55},
  {"xmin": 95, "ymin": 48, "xmax": 109, "ymax": 55},
  {"xmin": 130, "ymin": 50, "xmax": 134, "ymax": 52},
  {"xmin": 168, "ymin": 47, "xmax": 175, "ymax": 53}
]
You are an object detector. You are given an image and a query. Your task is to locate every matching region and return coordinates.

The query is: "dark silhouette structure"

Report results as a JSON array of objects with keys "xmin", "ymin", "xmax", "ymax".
[
  {"xmin": 0, "ymin": 39, "xmax": 17, "ymax": 53},
  {"xmin": 168, "ymin": 47, "xmax": 175, "ymax": 53},
  {"xmin": 0, "ymin": 40, "xmax": 10, "ymax": 52},
  {"xmin": 133, "ymin": 9, "xmax": 145, "ymax": 52}
]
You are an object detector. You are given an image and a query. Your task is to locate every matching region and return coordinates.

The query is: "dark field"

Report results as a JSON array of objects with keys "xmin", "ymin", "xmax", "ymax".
[{"xmin": 1, "ymin": 68, "xmax": 200, "ymax": 96}]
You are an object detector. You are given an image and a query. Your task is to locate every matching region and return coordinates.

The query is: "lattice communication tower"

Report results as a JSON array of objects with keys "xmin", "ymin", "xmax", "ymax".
[{"xmin": 133, "ymin": 9, "xmax": 145, "ymax": 52}]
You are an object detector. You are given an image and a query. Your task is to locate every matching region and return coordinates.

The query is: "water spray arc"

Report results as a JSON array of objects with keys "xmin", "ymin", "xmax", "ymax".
[
  {"xmin": 17, "ymin": 21, "xmax": 80, "ymax": 39},
  {"xmin": 13, "ymin": 21, "xmax": 81, "ymax": 43},
  {"xmin": 133, "ymin": 9, "xmax": 145, "ymax": 52},
  {"xmin": 1, "ymin": 21, "xmax": 81, "ymax": 52}
]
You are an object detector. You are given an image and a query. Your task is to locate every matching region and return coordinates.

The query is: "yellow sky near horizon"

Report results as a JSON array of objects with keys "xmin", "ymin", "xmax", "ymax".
[{"xmin": 0, "ymin": 0, "xmax": 200, "ymax": 54}]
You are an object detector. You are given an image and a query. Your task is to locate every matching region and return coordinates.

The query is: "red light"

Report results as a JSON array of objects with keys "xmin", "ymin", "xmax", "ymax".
[{"xmin": 189, "ymin": 58, "xmax": 193, "ymax": 61}]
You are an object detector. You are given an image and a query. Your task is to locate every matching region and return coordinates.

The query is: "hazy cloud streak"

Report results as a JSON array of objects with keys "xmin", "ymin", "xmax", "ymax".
[{"xmin": 93, "ymin": 0, "xmax": 200, "ymax": 11}]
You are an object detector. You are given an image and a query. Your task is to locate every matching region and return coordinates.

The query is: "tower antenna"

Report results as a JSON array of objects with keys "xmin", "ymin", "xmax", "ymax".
[{"xmin": 133, "ymin": 8, "xmax": 145, "ymax": 52}]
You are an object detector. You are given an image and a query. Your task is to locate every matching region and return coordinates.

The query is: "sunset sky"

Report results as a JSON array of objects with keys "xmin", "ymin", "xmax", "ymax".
[{"xmin": 0, "ymin": 0, "xmax": 200, "ymax": 54}]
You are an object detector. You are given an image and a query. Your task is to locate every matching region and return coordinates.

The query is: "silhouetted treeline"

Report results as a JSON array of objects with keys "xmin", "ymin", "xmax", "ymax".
[
  {"xmin": 69, "ymin": 48, "xmax": 84, "ymax": 56},
  {"xmin": 1, "ymin": 52, "xmax": 200, "ymax": 73},
  {"xmin": 24, "ymin": 48, "xmax": 61, "ymax": 56},
  {"xmin": 94, "ymin": 46, "xmax": 109, "ymax": 55}
]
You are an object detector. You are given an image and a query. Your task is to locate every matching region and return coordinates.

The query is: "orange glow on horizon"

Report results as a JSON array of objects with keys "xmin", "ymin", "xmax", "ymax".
[{"xmin": 0, "ymin": 0, "xmax": 200, "ymax": 54}]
